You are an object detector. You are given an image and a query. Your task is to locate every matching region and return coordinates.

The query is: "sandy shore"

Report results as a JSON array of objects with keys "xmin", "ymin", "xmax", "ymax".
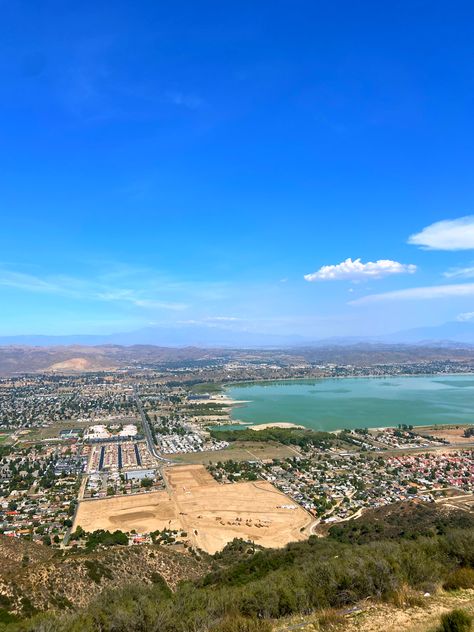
[
  {"xmin": 249, "ymin": 422, "xmax": 305, "ymax": 431},
  {"xmin": 208, "ymin": 396, "xmax": 250, "ymax": 405}
]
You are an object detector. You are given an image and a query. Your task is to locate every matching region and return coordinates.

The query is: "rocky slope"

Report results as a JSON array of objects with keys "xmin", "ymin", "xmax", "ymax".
[{"xmin": 0, "ymin": 537, "xmax": 209, "ymax": 618}]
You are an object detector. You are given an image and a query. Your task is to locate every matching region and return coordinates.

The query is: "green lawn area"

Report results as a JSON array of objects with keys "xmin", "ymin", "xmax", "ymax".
[{"xmin": 189, "ymin": 382, "xmax": 223, "ymax": 394}]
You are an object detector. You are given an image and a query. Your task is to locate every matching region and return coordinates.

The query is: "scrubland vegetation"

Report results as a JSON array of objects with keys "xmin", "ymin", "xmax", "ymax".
[{"xmin": 2, "ymin": 505, "xmax": 474, "ymax": 632}]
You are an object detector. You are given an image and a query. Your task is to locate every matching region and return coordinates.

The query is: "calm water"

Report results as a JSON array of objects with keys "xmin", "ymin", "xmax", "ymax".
[{"xmin": 225, "ymin": 375, "xmax": 474, "ymax": 431}]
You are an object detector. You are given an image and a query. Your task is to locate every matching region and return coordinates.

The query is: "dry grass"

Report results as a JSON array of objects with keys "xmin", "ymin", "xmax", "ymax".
[
  {"xmin": 418, "ymin": 425, "xmax": 474, "ymax": 445},
  {"xmin": 173, "ymin": 441, "xmax": 299, "ymax": 464},
  {"xmin": 337, "ymin": 590, "xmax": 474, "ymax": 632},
  {"xmin": 317, "ymin": 609, "xmax": 345, "ymax": 629},
  {"xmin": 274, "ymin": 590, "xmax": 474, "ymax": 632}
]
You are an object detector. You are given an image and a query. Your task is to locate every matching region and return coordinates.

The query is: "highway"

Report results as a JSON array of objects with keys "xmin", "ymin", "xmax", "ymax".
[{"xmin": 133, "ymin": 388, "xmax": 171, "ymax": 463}]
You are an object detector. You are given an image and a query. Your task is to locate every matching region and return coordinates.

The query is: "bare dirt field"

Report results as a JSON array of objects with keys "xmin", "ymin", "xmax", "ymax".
[
  {"xmin": 418, "ymin": 424, "xmax": 474, "ymax": 445},
  {"xmin": 436, "ymin": 493, "xmax": 474, "ymax": 513},
  {"xmin": 73, "ymin": 491, "xmax": 180, "ymax": 533},
  {"xmin": 165, "ymin": 464, "xmax": 312, "ymax": 554},
  {"xmin": 74, "ymin": 465, "xmax": 311, "ymax": 554}
]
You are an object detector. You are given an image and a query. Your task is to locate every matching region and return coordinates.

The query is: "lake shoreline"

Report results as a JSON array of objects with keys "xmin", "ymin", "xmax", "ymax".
[
  {"xmin": 222, "ymin": 371, "xmax": 474, "ymax": 390},
  {"xmin": 220, "ymin": 373, "xmax": 474, "ymax": 433}
]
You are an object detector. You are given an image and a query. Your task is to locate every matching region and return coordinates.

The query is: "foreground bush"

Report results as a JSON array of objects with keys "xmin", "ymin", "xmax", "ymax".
[
  {"xmin": 437, "ymin": 609, "xmax": 472, "ymax": 632},
  {"xmin": 443, "ymin": 568, "xmax": 474, "ymax": 591}
]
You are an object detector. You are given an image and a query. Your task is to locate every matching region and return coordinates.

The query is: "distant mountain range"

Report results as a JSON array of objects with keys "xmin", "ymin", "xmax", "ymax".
[
  {"xmin": 381, "ymin": 321, "xmax": 474, "ymax": 345},
  {"xmin": 1, "ymin": 320, "xmax": 474, "ymax": 348},
  {"xmin": 0, "ymin": 325, "xmax": 306, "ymax": 348},
  {"xmin": 1, "ymin": 341, "xmax": 474, "ymax": 377}
]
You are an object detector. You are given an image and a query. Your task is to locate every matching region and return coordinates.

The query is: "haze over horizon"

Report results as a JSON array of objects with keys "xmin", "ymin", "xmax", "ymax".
[{"xmin": 3, "ymin": 1, "xmax": 474, "ymax": 341}]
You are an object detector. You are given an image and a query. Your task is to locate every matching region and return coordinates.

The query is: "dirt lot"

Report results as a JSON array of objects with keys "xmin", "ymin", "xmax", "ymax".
[
  {"xmin": 436, "ymin": 493, "xmax": 474, "ymax": 513},
  {"xmin": 74, "ymin": 464, "xmax": 311, "ymax": 554},
  {"xmin": 165, "ymin": 464, "xmax": 311, "ymax": 554},
  {"xmin": 73, "ymin": 491, "xmax": 180, "ymax": 533},
  {"xmin": 418, "ymin": 424, "xmax": 474, "ymax": 445}
]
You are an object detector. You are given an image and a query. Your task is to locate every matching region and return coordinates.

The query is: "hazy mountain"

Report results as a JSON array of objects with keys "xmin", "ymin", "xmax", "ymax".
[
  {"xmin": 0, "ymin": 325, "xmax": 306, "ymax": 348},
  {"xmin": 383, "ymin": 321, "xmax": 474, "ymax": 345},
  {"xmin": 1, "ymin": 320, "xmax": 474, "ymax": 349}
]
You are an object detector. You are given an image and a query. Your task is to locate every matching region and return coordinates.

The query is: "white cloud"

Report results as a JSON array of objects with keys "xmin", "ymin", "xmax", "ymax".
[
  {"xmin": 131, "ymin": 299, "xmax": 187, "ymax": 311},
  {"xmin": 350, "ymin": 282, "xmax": 474, "ymax": 305},
  {"xmin": 204, "ymin": 316, "xmax": 242, "ymax": 322},
  {"xmin": 408, "ymin": 216, "xmax": 474, "ymax": 250},
  {"xmin": 443, "ymin": 265, "xmax": 474, "ymax": 279},
  {"xmin": 304, "ymin": 258, "xmax": 416, "ymax": 282},
  {"xmin": 457, "ymin": 311, "xmax": 474, "ymax": 322}
]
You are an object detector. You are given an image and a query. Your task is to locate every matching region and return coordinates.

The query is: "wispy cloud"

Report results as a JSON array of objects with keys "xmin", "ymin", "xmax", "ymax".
[
  {"xmin": 350, "ymin": 282, "xmax": 474, "ymax": 305},
  {"xmin": 457, "ymin": 311, "xmax": 474, "ymax": 322},
  {"xmin": 304, "ymin": 258, "xmax": 416, "ymax": 282},
  {"xmin": 204, "ymin": 316, "xmax": 243, "ymax": 322},
  {"xmin": 443, "ymin": 265, "xmax": 474, "ymax": 279},
  {"xmin": 0, "ymin": 270, "xmax": 64, "ymax": 294},
  {"xmin": 131, "ymin": 299, "xmax": 187, "ymax": 311},
  {"xmin": 0, "ymin": 267, "xmax": 188, "ymax": 311},
  {"xmin": 408, "ymin": 216, "xmax": 474, "ymax": 250}
]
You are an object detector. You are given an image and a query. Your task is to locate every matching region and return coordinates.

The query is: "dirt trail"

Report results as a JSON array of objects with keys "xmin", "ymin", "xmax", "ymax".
[
  {"xmin": 276, "ymin": 589, "xmax": 474, "ymax": 632},
  {"xmin": 344, "ymin": 590, "xmax": 474, "ymax": 632}
]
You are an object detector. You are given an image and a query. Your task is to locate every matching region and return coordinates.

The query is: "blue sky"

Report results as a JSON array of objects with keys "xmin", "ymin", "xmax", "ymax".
[{"xmin": 2, "ymin": 0, "xmax": 474, "ymax": 338}]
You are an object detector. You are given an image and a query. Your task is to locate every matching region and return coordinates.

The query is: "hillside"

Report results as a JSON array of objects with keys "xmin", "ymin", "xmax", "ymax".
[
  {"xmin": 46, "ymin": 357, "xmax": 116, "ymax": 372},
  {"xmin": 1, "ymin": 343, "xmax": 474, "ymax": 376},
  {"xmin": 0, "ymin": 538, "xmax": 209, "ymax": 620},
  {"xmin": 0, "ymin": 345, "xmax": 226, "ymax": 376},
  {"xmin": 325, "ymin": 500, "xmax": 474, "ymax": 543},
  {"xmin": 0, "ymin": 501, "xmax": 473, "ymax": 631},
  {"xmin": 275, "ymin": 589, "xmax": 474, "ymax": 632}
]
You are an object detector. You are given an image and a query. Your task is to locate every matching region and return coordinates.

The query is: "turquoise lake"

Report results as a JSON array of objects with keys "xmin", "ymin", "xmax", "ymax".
[{"xmin": 224, "ymin": 375, "xmax": 474, "ymax": 431}]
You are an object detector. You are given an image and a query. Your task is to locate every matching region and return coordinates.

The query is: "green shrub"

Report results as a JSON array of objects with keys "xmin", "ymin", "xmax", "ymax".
[
  {"xmin": 443, "ymin": 568, "xmax": 474, "ymax": 591},
  {"xmin": 0, "ymin": 608, "xmax": 18, "ymax": 624},
  {"xmin": 437, "ymin": 609, "xmax": 472, "ymax": 632},
  {"xmin": 83, "ymin": 559, "xmax": 113, "ymax": 584}
]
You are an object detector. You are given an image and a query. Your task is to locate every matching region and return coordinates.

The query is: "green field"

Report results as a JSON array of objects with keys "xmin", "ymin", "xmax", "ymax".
[
  {"xmin": 190, "ymin": 382, "xmax": 222, "ymax": 394},
  {"xmin": 173, "ymin": 440, "xmax": 299, "ymax": 464}
]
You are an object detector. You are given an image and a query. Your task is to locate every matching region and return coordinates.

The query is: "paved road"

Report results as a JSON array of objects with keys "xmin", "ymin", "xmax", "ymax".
[{"xmin": 133, "ymin": 388, "xmax": 171, "ymax": 463}]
